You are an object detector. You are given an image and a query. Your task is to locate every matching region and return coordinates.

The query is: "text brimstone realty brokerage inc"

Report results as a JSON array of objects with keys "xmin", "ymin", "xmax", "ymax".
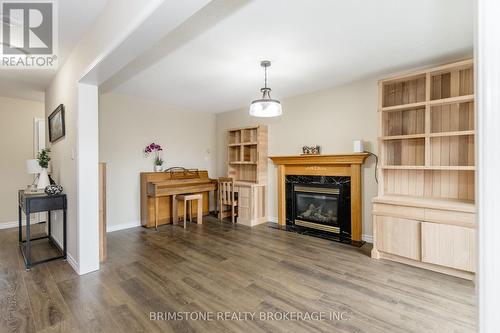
[{"xmin": 150, "ymin": 311, "xmax": 351, "ymax": 321}]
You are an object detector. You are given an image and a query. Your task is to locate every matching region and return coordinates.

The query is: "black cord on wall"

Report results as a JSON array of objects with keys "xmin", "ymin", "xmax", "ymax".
[{"xmin": 364, "ymin": 151, "xmax": 379, "ymax": 184}]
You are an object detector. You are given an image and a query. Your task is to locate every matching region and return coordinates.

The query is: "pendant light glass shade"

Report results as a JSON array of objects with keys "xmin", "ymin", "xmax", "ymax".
[{"xmin": 249, "ymin": 61, "xmax": 282, "ymax": 117}]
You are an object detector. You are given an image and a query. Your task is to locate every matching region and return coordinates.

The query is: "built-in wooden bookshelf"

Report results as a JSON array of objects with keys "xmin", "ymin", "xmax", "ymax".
[
  {"xmin": 372, "ymin": 59, "xmax": 476, "ymax": 279},
  {"xmin": 227, "ymin": 125, "xmax": 268, "ymax": 184},
  {"xmin": 378, "ymin": 59, "xmax": 475, "ymax": 201},
  {"xmin": 226, "ymin": 125, "xmax": 268, "ymax": 227}
]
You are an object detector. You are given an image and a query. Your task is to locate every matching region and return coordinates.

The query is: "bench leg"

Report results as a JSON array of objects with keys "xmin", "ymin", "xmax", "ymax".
[
  {"xmin": 231, "ymin": 204, "xmax": 235, "ymax": 224},
  {"xmin": 197, "ymin": 199, "xmax": 203, "ymax": 224}
]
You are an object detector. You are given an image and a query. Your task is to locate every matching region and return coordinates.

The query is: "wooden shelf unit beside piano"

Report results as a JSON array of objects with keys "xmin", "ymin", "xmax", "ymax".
[
  {"xmin": 141, "ymin": 169, "xmax": 217, "ymax": 228},
  {"xmin": 226, "ymin": 125, "xmax": 268, "ymax": 226}
]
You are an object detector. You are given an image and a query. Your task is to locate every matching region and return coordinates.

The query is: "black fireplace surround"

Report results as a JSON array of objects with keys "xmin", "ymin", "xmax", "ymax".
[{"xmin": 285, "ymin": 175, "xmax": 351, "ymax": 243}]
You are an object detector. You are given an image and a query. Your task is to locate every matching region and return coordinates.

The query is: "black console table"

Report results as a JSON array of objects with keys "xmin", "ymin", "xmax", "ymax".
[{"xmin": 18, "ymin": 190, "xmax": 67, "ymax": 270}]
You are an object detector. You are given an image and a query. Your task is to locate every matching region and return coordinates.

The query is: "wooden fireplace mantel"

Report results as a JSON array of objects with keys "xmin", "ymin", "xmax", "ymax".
[{"xmin": 269, "ymin": 153, "xmax": 369, "ymax": 242}]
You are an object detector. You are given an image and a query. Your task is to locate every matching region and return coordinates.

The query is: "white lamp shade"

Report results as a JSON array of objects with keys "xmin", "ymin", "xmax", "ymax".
[
  {"xmin": 249, "ymin": 99, "xmax": 283, "ymax": 117},
  {"xmin": 26, "ymin": 159, "xmax": 42, "ymax": 174}
]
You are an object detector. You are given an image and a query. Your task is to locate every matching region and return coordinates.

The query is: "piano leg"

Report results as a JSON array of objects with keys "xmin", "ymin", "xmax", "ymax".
[
  {"xmin": 155, "ymin": 196, "xmax": 159, "ymax": 230},
  {"xmin": 172, "ymin": 195, "xmax": 178, "ymax": 225}
]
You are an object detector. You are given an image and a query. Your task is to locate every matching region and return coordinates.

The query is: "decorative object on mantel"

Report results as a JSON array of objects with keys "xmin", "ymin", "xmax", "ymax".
[
  {"xmin": 45, "ymin": 184, "xmax": 63, "ymax": 195},
  {"xmin": 249, "ymin": 60, "xmax": 282, "ymax": 117},
  {"xmin": 301, "ymin": 145, "xmax": 321, "ymax": 155},
  {"xmin": 353, "ymin": 140, "xmax": 364, "ymax": 153},
  {"xmin": 144, "ymin": 143, "xmax": 164, "ymax": 172},
  {"xmin": 48, "ymin": 104, "xmax": 65, "ymax": 142}
]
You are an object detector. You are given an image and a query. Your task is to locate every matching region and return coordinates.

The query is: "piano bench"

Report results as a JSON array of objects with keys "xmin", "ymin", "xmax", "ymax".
[{"xmin": 172, "ymin": 193, "xmax": 203, "ymax": 228}]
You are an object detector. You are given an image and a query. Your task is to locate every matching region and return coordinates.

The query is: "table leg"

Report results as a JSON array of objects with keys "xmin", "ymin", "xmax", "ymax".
[
  {"xmin": 48, "ymin": 210, "xmax": 51, "ymax": 237},
  {"xmin": 63, "ymin": 209, "xmax": 67, "ymax": 260},
  {"xmin": 155, "ymin": 197, "xmax": 159, "ymax": 230},
  {"xmin": 25, "ymin": 212, "xmax": 31, "ymax": 270},
  {"xmin": 18, "ymin": 205, "xmax": 22, "ymax": 243}
]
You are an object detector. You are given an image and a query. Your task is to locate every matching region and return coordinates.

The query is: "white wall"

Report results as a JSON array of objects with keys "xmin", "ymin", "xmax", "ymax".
[
  {"xmin": 45, "ymin": 0, "xmax": 163, "ymax": 274},
  {"xmin": 0, "ymin": 96, "xmax": 44, "ymax": 226},
  {"xmin": 99, "ymin": 93, "xmax": 216, "ymax": 230},
  {"xmin": 215, "ymin": 78, "xmax": 378, "ymax": 239}
]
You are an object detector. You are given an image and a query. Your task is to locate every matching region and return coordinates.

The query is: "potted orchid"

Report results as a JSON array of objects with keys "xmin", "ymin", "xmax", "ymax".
[{"xmin": 144, "ymin": 143, "xmax": 164, "ymax": 172}]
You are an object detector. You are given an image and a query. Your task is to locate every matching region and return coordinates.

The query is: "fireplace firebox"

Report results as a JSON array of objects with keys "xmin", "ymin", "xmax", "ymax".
[{"xmin": 286, "ymin": 176, "xmax": 351, "ymax": 242}]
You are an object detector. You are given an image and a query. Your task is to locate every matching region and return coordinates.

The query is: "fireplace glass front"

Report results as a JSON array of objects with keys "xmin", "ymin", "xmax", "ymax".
[{"xmin": 294, "ymin": 185, "xmax": 340, "ymax": 233}]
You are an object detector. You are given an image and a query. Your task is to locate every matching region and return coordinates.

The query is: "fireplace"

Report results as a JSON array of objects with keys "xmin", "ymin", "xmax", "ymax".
[
  {"xmin": 286, "ymin": 176, "xmax": 351, "ymax": 242},
  {"xmin": 269, "ymin": 153, "xmax": 369, "ymax": 244},
  {"xmin": 294, "ymin": 185, "xmax": 339, "ymax": 231}
]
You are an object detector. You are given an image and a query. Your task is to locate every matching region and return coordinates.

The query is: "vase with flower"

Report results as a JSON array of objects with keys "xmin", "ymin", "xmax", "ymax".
[
  {"xmin": 144, "ymin": 143, "xmax": 164, "ymax": 172},
  {"xmin": 37, "ymin": 148, "xmax": 51, "ymax": 189}
]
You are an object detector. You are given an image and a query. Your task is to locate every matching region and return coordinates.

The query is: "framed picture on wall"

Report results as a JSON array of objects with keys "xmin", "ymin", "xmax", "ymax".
[{"xmin": 48, "ymin": 104, "xmax": 65, "ymax": 142}]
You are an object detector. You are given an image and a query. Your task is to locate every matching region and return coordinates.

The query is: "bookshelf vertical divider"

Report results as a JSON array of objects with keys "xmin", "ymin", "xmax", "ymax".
[{"xmin": 372, "ymin": 59, "xmax": 476, "ymax": 280}]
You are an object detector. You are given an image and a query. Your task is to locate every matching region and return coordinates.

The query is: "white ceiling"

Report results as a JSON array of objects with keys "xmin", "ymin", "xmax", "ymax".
[
  {"xmin": 0, "ymin": 0, "xmax": 108, "ymax": 101},
  {"xmin": 111, "ymin": 0, "xmax": 474, "ymax": 113}
]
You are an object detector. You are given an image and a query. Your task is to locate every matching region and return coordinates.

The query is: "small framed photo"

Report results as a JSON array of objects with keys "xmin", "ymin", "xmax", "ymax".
[{"xmin": 49, "ymin": 104, "xmax": 65, "ymax": 143}]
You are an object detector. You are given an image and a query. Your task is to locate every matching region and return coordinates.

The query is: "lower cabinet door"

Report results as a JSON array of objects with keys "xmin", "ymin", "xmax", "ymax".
[
  {"xmin": 376, "ymin": 216, "xmax": 421, "ymax": 261},
  {"xmin": 421, "ymin": 222, "xmax": 476, "ymax": 272}
]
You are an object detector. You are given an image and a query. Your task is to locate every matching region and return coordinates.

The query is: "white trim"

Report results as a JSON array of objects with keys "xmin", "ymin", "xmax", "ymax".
[
  {"xmin": 477, "ymin": 0, "xmax": 500, "ymax": 331},
  {"xmin": 66, "ymin": 252, "xmax": 79, "ymax": 275},
  {"xmin": 107, "ymin": 221, "xmax": 142, "ymax": 233},
  {"xmin": 76, "ymin": 83, "xmax": 100, "ymax": 275},
  {"xmin": 0, "ymin": 221, "xmax": 21, "ymax": 229},
  {"xmin": 362, "ymin": 234, "xmax": 373, "ymax": 243},
  {"xmin": 267, "ymin": 216, "xmax": 374, "ymax": 243},
  {"xmin": 0, "ymin": 220, "xmax": 44, "ymax": 229},
  {"xmin": 268, "ymin": 216, "xmax": 278, "ymax": 223}
]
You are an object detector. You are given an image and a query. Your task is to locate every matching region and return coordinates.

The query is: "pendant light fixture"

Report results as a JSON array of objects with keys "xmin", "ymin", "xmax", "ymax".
[{"xmin": 249, "ymin": 60, "xmax": 282, "ymax": 117}]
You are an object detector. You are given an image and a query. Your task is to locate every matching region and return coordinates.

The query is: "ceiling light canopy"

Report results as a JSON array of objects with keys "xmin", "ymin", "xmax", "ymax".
[{"xmin": 249, "ymin": 60, "xmax": 282, "ymax": 117}]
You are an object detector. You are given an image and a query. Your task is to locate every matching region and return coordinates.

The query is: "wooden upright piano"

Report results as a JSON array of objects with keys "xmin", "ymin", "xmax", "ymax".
[{"xmin": 140, "ymin": 169, "xmax": 217, "ymax": 228}]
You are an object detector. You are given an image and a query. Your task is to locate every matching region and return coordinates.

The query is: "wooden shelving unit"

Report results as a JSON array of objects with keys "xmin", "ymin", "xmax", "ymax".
[
  {"xmin": 372, "ymin": 59, "xmax": 476, "ymax": 280},
  {"xmin": 226, "ymin": 125, "xmax": 268, "ymax": 226},
  {"xmin": 227, "ymin": 125, "xmax": 268, "ymax": 184}
]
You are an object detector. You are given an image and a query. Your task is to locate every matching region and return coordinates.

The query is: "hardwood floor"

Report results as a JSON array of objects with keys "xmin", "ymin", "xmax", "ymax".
[{"xmin": 0, "ymin": 217, "xmax": 476, "ymax": 332}]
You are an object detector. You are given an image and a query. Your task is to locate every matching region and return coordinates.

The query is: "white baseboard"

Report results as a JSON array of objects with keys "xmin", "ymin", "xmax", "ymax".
[
  {"xmin": 0, "ymin": 220, "xmax": 33, "ymax": 229},
  {"xmin": 0, "ymin": 221, "xmax": 19, "ymax": 229},
  {"xmin": 66, "ymin": 252, "xmax": 79, "ymax": 274},
  {"xmin": 106, "ymin": 221, "xmax": 141, "ymax": 233},
  {"xmin": 268, "ymin": 216, "xmax": 278, "ymax": 223},
  {"xmin": 267, "ymin": 216, "xmax": 373, "ymax": 243},
  {"xmin": 362, "ymin": 234, "xmax": 373, "ymax": 243}
]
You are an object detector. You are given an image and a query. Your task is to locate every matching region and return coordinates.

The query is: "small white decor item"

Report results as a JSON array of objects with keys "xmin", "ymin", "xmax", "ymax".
[
  {"xmin": 353, "ymin": 140, "xmax": 364, "ymax": 153},
  {"xmin": 38, "ymin": 168, "xmax": 50, "ymax": 190}
]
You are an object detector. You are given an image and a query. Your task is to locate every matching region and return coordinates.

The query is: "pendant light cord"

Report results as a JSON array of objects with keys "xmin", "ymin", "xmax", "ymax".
[{"xmin": 264, "ymin": 65, "xmax": 268, "ymax": 89}]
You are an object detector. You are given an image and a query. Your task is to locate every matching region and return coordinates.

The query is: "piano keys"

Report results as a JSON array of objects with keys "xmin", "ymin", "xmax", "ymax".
[{"xmin": 140, "ymin": 169, "xmax": 217, "ymax": 228}]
